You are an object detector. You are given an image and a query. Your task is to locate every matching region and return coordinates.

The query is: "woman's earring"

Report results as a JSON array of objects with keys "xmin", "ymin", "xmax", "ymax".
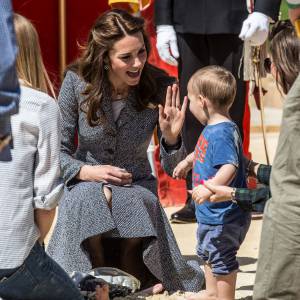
[{"xmin": 104, "ymin": 64, "xmax": 109, "ymax": 71}]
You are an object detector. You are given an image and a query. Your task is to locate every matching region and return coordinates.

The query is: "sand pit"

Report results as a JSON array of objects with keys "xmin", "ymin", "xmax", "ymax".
[
  {"xmin": 115, "ymin": 291, "xmax": 194, "ymax": 300},
  {"xmin": 115, "ymin": 291, "xmax": 254, "ymax": 300}
]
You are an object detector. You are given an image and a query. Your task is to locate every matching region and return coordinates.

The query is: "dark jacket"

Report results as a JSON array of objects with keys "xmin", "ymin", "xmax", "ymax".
[
  {"xmin": 155, "ymin": 0, "xmax": 281, "ymax": 35},
  {"xmin": 236, "ymin": 164, "xmax": 271, "ymax": 212}
]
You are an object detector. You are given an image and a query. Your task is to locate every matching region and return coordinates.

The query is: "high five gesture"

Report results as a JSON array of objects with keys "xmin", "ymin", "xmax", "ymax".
[{"xmin": 158, "ymin": 84, "xmax": 188, "ymax": 145}]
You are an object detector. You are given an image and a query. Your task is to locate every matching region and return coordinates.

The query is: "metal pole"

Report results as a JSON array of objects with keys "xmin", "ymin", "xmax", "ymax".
[
  {"xmin": 253, "ymin": 47, "xmax": 270, "ymax": 165},
  {"xmin": 58, "ymin": 0, "xmax": 67, "ymax": 80}
]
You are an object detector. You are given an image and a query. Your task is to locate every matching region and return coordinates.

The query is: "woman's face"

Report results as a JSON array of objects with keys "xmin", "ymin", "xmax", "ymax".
[{"xmin": 107, "ymin": 32, "xmax": 147, "ymax": 88}]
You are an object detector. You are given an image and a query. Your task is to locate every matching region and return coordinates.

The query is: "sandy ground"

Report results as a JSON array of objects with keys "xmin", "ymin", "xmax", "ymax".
[{"xmin": 164, "ymin": 208, "xmax": 262, "ymax": 300}]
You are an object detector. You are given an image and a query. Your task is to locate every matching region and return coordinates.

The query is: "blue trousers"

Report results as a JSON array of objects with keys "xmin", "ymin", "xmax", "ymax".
[{"xmin": 0, "ymin": 242, "xmax": 83, "ymax": 300}]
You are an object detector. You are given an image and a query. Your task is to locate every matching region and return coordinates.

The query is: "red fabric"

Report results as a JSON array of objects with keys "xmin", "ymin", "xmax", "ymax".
[
  {"xmin": 13, "ymin": 1, "xmax": 60, "ymax": 88},
  {"xmin": 243, "ymin": 82, "xmax": 251, "ymax": 156},
  {"xmin": 13, "ymin": 0, "xmax": 110, "ymax": 85},
  {"xmin": 14, "ymin": 0, "xmax": 109, "ymax": 149},
  {"xmin": 154, "ymin": 146, "xmax": 187, "ymax": 207},
  {"xmin": 65, "ymin": 1, "xmax": 110, "ymax": 64}
]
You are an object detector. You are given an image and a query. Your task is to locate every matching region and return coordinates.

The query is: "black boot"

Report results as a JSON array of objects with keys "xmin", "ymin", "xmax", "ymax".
[{"xmin": 170, "ymin": 196, "xmax": 196, "ymax": 224}]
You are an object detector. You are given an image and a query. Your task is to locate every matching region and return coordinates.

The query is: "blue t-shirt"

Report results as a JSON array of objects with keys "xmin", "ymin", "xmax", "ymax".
[{"xmin": 193, "ymin": 121, "xmax": 247, "ymax": 225}]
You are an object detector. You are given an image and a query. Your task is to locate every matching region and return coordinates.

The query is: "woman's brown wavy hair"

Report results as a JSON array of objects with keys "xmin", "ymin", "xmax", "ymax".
[
  {"xmin": 73, "ymin": 9, "xmax": 167, "ymax": 126},
  {"xmin": 269, "ymin": 20, "xmax": 300, "ymax": 95}
]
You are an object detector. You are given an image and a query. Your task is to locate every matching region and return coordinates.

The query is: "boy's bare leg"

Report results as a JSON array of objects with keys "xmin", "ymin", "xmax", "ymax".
[
  {"xmin": 216, "ymin": 270, "xmax": 237, "ymax": 300},
  {"xmin": 135, "ymin": 283, "xmax": 164, "ymax": 296},
  {"xmin": 188, "ymin": 263, "xmax": 217, "ymax": 300},
  {"xmin": 34, "ymin": 208, "xmax": 56, "ymax": 243}
]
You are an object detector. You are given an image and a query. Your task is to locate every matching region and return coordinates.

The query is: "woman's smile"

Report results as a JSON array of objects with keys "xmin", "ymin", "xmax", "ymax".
[{"xmin": 127, "ymin": 70, "xmax": 140, "ymax": 78}]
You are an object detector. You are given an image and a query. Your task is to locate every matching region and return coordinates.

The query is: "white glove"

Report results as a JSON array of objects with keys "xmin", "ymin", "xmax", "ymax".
[
  {"xmin": 156, "ymin": 25, "xmax": 179, "ymax": 66},
  {"xmin": 239, "ymin": 12, "xmax": 270, "ymax": 46}
]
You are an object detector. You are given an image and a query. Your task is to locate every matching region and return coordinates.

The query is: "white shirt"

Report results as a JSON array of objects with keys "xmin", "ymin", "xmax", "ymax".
[
  {"xmin": 112, "ymin": 99, "xmax": 126, "ymax": 122},
  {"xmin": 0, "ymin": 86, "xmax": 63, "ymax": 269}
]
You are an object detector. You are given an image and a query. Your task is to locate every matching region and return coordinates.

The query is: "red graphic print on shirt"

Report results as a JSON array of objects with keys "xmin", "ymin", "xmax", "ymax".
[
  {"xmin": 195, "ymin": 135, "xmax": 208, "ymax": 164},
  {"xmin": 192, "ymin": 135, "xmax": 208, "ymax": 186}
]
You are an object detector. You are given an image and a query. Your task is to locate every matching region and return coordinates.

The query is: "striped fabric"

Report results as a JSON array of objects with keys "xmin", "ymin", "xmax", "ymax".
[{"xmin": 0, "ymin": 85, "xmax": 63, "ymax": 269}]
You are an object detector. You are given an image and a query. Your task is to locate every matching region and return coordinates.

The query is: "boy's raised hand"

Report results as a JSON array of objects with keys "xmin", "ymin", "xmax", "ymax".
[
  {"xmin": 159, "ymin": 84, "xmax": 188, "ymax": 145},
  {"xmin": 173, "ymin": 159, "xmax": 192, "ymax": 179}
]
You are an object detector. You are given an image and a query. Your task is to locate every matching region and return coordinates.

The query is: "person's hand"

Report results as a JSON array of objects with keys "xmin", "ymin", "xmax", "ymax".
[
  {"xmin": 204, "ymin": 180, "xmax": 233, "ymax": 203},
  {"xmin": 156, "ymin": 25, "xmax": 179, "ymax": 66},
  {"xmin": 78, "ymin": 165, "xmax": 132, "ymax": 185},
  {"xmin": 239, "ymin": 12, "xmax": 270, "ymax": 46},
  {"xmin": 0, "ymin": 134, "xmax": 11, "ymax": 152},
  {"xmin": 159, "ymin": 84, "xmax": 188, "ymax": 145},
  {"xmin": 244, "ymin": 156, "xmax": 260, "ymax": 178},
  {"xmin": 190, "ymin": 185, "xmax": 213, "ymax": 204},
  {"xmin": 95, "ymin": 284, "xmax": 109, "ymax": 300},
  {"xmin": 173, "ymin": 159, "xmax": 192, "ymax": 179}
]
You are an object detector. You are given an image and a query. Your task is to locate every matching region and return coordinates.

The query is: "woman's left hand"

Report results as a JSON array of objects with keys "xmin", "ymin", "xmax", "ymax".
[{"xmin": 159, "ymin": 84, "xmax": 188, "ymax": 145}]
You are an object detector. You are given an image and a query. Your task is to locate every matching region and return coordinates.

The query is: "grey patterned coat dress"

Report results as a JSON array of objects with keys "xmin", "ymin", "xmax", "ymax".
[{"xmin": 47, "ymin": 70, "xmax": 204, "ymax": 292}]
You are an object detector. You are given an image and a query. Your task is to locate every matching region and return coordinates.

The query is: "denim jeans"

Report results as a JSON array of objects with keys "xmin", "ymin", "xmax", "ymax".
[{"xmin": 0, "ymin": 242, "xmax": 83, "ymax": 300}]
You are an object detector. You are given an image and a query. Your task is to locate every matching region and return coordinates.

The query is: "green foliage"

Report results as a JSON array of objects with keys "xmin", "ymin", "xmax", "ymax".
[{"xmin": 280, "ymin": 0, "xmax": 289, "ymax": 20}]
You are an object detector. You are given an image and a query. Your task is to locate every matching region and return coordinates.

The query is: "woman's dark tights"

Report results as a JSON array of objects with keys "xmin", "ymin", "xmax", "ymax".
[
  {"xmin": 82, "ymin": 235, "xmax": 156, "ymax": 288},
  {"xmin": 82, "ymin": 186, "xmax": 157, "ymax": 288}
]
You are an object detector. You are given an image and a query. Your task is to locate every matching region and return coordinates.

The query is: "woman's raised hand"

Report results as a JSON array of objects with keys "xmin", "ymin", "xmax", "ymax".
[
  {"xmin": 78, "ymin": 165, "xmax": 132, "ymax": 185},
  {"xmin": 159, "ymin": 84, "xmax": 188, "ymax": 145}
]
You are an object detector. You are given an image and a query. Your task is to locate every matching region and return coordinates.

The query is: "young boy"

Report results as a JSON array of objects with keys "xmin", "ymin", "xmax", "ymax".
[{"xmin": 173, "ymin": 66, "xmax": 251, "ymax": 300}]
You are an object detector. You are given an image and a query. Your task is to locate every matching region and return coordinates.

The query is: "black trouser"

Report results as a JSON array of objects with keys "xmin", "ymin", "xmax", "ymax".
[{"xmin": 177, "ymin": 33, "xmax": 246, "ymax": 190}]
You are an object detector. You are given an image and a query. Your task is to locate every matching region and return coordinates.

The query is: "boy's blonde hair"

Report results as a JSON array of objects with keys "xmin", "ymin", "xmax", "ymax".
[
  {"xmin": 14, "ymin": 13, "xmax": 55, "ymax": 98},
  {"xmin": 190, "ymin": 65, "xmax": 236, "ymax": 109}
]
